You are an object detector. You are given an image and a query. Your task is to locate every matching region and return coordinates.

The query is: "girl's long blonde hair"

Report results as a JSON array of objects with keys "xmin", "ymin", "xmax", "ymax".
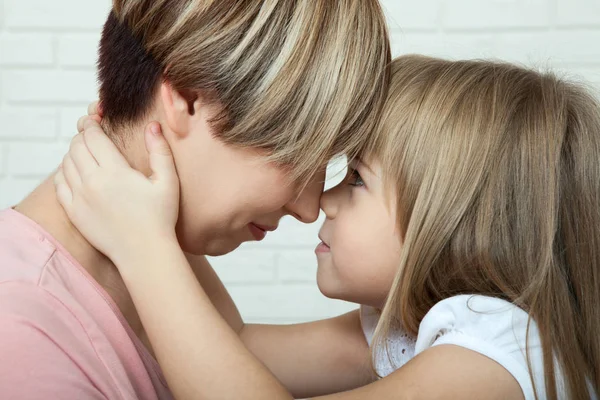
[{"xmin": 373, "ymin": 55, "xmax": 600, "ymax": 399}]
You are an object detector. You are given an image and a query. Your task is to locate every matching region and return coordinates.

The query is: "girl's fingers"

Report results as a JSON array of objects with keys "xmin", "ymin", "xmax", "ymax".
[
  {"xmin": 77, "ymin": 115, "xmax": 87, "ymax": 133},
  {"xmin": 145, "ymin": 122, "xmax": 178, "ymax": 183},
  {"xmin": 69, "ymin": 133, "xmax": 99, "ymax": 176},
  {"xmin": 77, "ymin": 115, "xmax": 102, "ymax": 133},
  {"xmin": 82, "ymin": 118, "xmax": 129, "ymax": 168},
  {"xmin": 62, "ymin": 153, "xmax": 81, "ymax": 190},
  {"xmin": 88, "ymin": 101, "xmax": 100, "ymax": 116},
  {"xmin": 54, "ymin": 167, "xmax": 73, "ymax": 208}
]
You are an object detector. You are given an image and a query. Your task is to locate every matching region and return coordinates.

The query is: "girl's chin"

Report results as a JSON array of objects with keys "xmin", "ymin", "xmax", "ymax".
[
  {"xmin": 315, "ymin": 266, "xmax": 347, "ymax": 301},
  {"xmin": 316, "ymin": 269, "xmax": 382, "ymax": 307}
]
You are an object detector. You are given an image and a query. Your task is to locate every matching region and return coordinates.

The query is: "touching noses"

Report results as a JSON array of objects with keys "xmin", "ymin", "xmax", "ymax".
[
  {"xmin": 284, "ymin": 171, "xmax": 325, "ymax": 224},
  {"xmin": 320, "ymin": 182, "xmax": 345, "ymax": 220}
]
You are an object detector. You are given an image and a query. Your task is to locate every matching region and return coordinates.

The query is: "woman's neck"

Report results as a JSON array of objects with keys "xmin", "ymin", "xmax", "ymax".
[{"xmin": 14, "ymin": 175, "xmax": 154, "ymax": 355}]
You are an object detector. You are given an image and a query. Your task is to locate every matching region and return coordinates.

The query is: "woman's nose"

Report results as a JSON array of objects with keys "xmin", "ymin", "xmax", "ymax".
[{"xmin": 284, "ymin": 171, "xmax": 325, "ymax": 224}]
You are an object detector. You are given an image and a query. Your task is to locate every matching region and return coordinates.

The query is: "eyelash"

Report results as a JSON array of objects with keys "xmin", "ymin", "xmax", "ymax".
[{"xmin": 347, "ymin": 168, "xmax": 365, "ymax": 187}]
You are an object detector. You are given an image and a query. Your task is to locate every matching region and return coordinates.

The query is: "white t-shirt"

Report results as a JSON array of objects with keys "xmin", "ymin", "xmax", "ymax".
[{"xmin": 360, "ymin": 295, "xmax": 589, "ymax": 400}]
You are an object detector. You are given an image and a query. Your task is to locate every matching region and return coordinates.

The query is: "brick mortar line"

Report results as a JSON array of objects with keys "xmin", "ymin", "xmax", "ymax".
[{"xmin": 0, "ymin": 145, "xmax": 7, "ymax": 178}]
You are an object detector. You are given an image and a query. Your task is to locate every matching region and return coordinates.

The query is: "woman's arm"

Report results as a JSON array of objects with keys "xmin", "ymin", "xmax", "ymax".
[
  {"xmin": 322, "ymin": 344, "xmax": 524, "ymax": 400},
  {"xmin": 239, "ymin": 313, "xmax": 373, "ymax": 398},
  {"xmin": 186, "ymin": 254, "xmax": 374, "ymax": 398}
]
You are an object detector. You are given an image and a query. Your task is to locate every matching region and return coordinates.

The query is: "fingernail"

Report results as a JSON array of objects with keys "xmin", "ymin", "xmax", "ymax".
[{"xmin": 151, "ymin": 123, "xmax": 162, "ymax": 136}]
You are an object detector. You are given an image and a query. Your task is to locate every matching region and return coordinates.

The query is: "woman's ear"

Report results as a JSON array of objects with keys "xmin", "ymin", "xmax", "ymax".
[{"xmin": 160, "ymin": 82, "xmax": 197, "ymax": 139}]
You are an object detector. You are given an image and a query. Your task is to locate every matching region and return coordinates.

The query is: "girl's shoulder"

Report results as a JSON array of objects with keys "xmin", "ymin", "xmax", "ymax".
[
  {"xmin": 361, "ymin": 295, "xmax": 549, "ymax": 400},
  {"xmin": 417, "ymin": 294, "xmax": 535, "ymax": 352},
  {"xmin": 416, "ymin": 295, "xmax": 544, "ymax": 398}
]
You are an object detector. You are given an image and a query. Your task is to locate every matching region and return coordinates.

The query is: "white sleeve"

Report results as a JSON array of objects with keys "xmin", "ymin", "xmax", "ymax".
[{"xmin": 414, "ymin": 295, "xmax": 545, "ymax": 400}]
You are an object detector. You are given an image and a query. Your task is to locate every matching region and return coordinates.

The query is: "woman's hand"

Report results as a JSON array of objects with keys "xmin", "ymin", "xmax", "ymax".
[{"xmin": 54, "ymin": 117, "xmax": 180, "ymax": 266}]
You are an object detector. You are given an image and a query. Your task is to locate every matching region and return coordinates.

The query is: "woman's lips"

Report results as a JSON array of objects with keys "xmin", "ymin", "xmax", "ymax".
[{"xmin": 248, "ymin": 223, "xmax": 268, "ymax": 241}]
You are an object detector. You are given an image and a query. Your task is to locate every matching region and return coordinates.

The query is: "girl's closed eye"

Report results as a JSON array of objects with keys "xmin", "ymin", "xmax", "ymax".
[{"xmin": 348, "ymin": 168, "xmax": 365, "ymax": 187}]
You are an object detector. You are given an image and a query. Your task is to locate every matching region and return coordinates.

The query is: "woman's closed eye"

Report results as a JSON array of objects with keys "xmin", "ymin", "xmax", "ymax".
[{"xmin": 347, "ymin": 168, "xmax": 365, "ymax": 187}]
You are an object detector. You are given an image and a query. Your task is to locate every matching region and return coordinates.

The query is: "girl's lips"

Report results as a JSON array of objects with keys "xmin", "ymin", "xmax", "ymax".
[
  {"xmin": 248, "ymin": 223, "xmax": 267, "ymax": 241},
  {"xmin": 315, "ymin": 241, "xmax": 330, "ymax": 253}
]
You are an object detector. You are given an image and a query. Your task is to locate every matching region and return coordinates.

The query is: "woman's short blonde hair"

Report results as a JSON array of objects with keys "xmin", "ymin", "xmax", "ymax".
[{"xmin": 99, "ymin": 0, "xmax": 391, "ymax": 184}]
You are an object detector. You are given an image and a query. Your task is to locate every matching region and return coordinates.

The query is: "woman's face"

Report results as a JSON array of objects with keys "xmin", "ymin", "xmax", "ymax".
[
  {"xmin": 316, "ymin": 159, "xmax": 403, "ymax": 308},
  {"xmin": 167, "ymin": 105, "xmax": 325, "ymax": 256}
]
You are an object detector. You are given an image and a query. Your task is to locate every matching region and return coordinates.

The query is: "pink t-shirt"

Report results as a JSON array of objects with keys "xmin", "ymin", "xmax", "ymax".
[{"xmin": 0, "ymin": 209, "xmax": 173, "ymax": 399}]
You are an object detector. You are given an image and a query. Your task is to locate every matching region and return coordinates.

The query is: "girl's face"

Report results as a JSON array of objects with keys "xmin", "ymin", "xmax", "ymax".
[{"xmin": 316, "ymin": 159, "xmax": 403, "ymax": 308}]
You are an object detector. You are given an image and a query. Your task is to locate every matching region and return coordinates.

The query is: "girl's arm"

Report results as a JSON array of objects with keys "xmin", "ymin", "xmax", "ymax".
[
  {"xmin": 186, "ymin": 253, "xmax": 374, "ymax": 398},
  {"xmin": 75, "ymin": 104, "xmax": 375, "ymax": 397},
  {"xmin": 119, "ymin": 238, "xmax": 525, "ymax": 400},
  {"xmin": 56, "ymin": 119, "xmax": 523, "ymax": 400},
  {"xmin": 118, "ymin": 238, "xmax": 292, "ymax": 399},
  {"xmin": 184, "ymin": 253, "xmax": 244, "ymax": 334}
]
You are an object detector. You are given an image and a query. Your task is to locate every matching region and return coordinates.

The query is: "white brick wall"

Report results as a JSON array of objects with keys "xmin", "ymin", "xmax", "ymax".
[{"xmin": 1, "ymin": 1, "xmax": 599, "ymax": 324}]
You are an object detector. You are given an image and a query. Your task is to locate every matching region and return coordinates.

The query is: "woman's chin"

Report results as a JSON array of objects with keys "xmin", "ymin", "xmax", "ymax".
[
  {"xmin": 178, "ymin": 233, "xmax": 243, "ymax": 257},
  {"xmin": 201, "ymin": 239, "xmax": 244, "ymax": 257}
]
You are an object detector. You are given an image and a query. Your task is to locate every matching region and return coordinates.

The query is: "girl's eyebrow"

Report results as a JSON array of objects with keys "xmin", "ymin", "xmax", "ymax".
[{"xmin": 356, "ymin": 159, "xmax": 379, "ymax": 179}]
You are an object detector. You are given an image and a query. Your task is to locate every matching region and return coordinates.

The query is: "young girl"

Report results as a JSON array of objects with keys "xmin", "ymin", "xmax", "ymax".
[{"xmin": 56, "ymin": 55, "xmax": 600, "ymax": 400}]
